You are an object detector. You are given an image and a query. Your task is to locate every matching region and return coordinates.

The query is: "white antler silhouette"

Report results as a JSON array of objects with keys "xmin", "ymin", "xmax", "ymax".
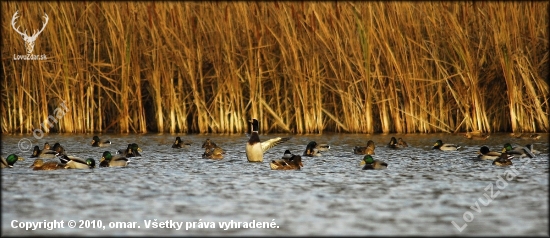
[{"xmin": 11, "ymin": 11, "xmax": 49, "ymax": 54}]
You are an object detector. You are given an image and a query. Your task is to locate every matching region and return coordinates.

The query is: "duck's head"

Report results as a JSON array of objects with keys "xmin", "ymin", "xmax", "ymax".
[
  {"xmin": 433, "ymin": 140, "xmax": 444, "ymax": 149},
  {"xmin": 131, "ymin": 143, "xmax": 142, "ymax": 153},
  {"xmin": 282, "ymin": 150, "xmax": 293, "ymax": 159},
  {"xmin": 6, "ymin": 154, "xmax": 20, "ymax": 166},
  {"xmin": 389, "ymin": 137, "xmax": 397, "ymax": 145},
  {"xmin": 304, "ymin": 141, "xmax": 318, "ymax": 155},
  {"xmin": 43, "ymin": 142, "xmax": 51, "ymax": 150},
  {"xmin": 86, "ymin": 158, "xmax": 96, "ymax": 168},
  {"xmin": 367, "ymin": 140, "xmax": 375, "ymax": 148},
  {"xmin": 30, "ymin": 158, "xmax": 44, "ymax": 167},
  {"xmin": 479, "ymin": 146, "xmax": 490, "ymax": 155},
  {"xmin": 174, "ymin": 137, "xmax": 182, "ymax": 144},
  {"xmin": 32, "ymin": 146, "xmax": 41, "ymax": 156},
  {"xmin": 289, "ymin": 155, "xmax": 303, "ymax": 168},
  {"xmin": 52, "ymin": 143, "xmax": 62, "ymax": 151},
  {"xmin": 92, "ymin": 136, "xmax": 101, "ymax": 144},
  {"xmin": 363, "ymin": 155, "xmax": 375, "ymax": 165},
  {"xmin": 249, "ymin": 118, "xmax": 259, "ymax": 133},
  {"xmin": 101, "ymin": 151, "xmax": 113, "ymax": 163},
  {"xmin": 502, "ymin": 143, "xmax": 513, "ymax": 153}
]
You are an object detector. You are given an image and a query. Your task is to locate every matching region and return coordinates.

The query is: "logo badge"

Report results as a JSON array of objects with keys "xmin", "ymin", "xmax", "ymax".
[{"xmin": 11, "ymin": 10, "xmax": 48, "ymax": 57}]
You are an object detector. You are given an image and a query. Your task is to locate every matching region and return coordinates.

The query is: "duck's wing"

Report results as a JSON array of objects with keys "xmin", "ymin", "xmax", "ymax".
[{"xmin": 261, "ymin": 137, "xmax": 291, "ymax": 153}]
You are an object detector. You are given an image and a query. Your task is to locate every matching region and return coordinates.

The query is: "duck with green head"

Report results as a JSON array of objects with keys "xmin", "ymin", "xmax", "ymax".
[
  {"xmin": 172, "ymin": 137, "xmax": 191, "ymax": 148},
  {"xmin": 30, "ymin": 158, "xmax": 63, "ymax": 170},
  {"xmin": 57, "ymin": 154, "xmax": 96, "ymax": 169},
  {"xmin": 432, "ymin": 140, "xmax": 460, "ymax": 151},
  {"xmin": 477, "ymin": 146, "xmax": 501, "ymax": 160},
  {"xmin": 1, "ymin": 154, "xmax": 23, "ymax": 169},
  {"xmin": 502, "ymin": 143, "xmax": 535, "ymax": 158},
  {"xmin": 361, "ymin": 155, "xmax": 388, "ymax": 170},
  {"xmin": 202, "ymin": 147, "xmax": 225, "ymax": 160},
  {"xmin": 270, "ymin": 154, "xmax": 303, "ymax": 170},
  {"xmin": 354, "ymin": 140, "xmax": 376, "ymax": 155},
  {"xmin": 99, "ymin": 151, "xmax": 129, "ymax": 167},
  {"xmin": 91, "ymin": 136, "xmax": 111, "ymax": 147},
  {"xmin": 492, "ymin": 153, "xmax": 513, "ymax": 166}
]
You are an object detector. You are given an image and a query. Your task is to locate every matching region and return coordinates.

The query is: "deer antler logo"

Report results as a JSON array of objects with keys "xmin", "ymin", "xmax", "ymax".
[{"xmin": 11, "ymin": 11, "xmax": 49, "ymax": 55}]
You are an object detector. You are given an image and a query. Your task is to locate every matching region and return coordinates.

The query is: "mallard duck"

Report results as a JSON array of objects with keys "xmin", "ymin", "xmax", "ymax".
[
  {"xmin": 202, "ymin": 147, "xmax": 225, "ymax": 160},
  {"xmin": 30, "ymin": 145, "xmax": 57, "ymax": 159},
  {"xmin": 388, "ymin": 137, "xmax": 408, "ymax": 149},
  {"xmin": 91, "ymin": 136, "xmax": 111, "ymax": 147},
  {"xmin": 492, "ymin": 153, "xmax": 513, "ymax": 166},
  {"xmin": 30, "ymin": 158, "xmax": 64, "ymax": 170},
  {"xmin": 245, "ymin": 118, "xmax": 291, "ymax": 162},
  {"xmin": 117, "ymin": 143, "xmax": 142, "ymax": 157},
  {"xmin": 99, "ymin": 151, "xmax": 129, "ymax": 167},
  {"xmin": 303, "ymin": 141, "xmax": 330, "ymax": 157},
  {"xmin": 201, "ymin": 139, "xmax": 218, "ymax": 150},
  {"xmin": 477, "ymin": 146, "xmax": 501, "ymax": 160},
  {"xmin": 432, "ymin": 140, "xmax": 461, "ymax": 151},
  {"xmin": 361, "ymin": 155, "xmax": 388, "ymax": 170},
  {"xmin": 464, "ymin": 131, "xmax": 490, "ymax": 140},
  {"xmin": 353, "ymin": 140, "xmax": 375, "ymax": 155},
  {"xmin": 511, "ymin": 133, "xmax": 541, "ymax": 140},
  {"xmin": 1, "ymin": 154, "xmax": 23, "ymax": 169},
  {"xmin": 52, "ymin": 144, "xmax": 68, "ymax": 156},
  {"xmin": 172, "ymin": 137, "xmax": 191, "ymax": 148},
  {"xmin": 270, "ymin": 154, "xmax": 303, "ymax": 170},
  {"xmin": 58, "ymin": 154, "xmax": 96, "ymax": 169},
  {"xmin": 502, "ymin": 143, "xmax": 535, "ymax": 158}
]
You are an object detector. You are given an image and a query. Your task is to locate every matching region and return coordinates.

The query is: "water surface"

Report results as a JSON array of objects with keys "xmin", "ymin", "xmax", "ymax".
[{"xmin": 1, "ymin": 133, "xmax": 548, "ymax": 236}]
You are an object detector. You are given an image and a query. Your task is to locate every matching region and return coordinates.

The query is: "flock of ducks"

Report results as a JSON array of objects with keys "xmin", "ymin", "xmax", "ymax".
[{"xmin": 0, "ymin": 121, "xmax": 543, "ymax": 171}]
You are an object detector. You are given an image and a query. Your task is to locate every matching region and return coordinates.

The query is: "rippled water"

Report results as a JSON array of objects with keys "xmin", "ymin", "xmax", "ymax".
[{"xmin": 1, "ymin": 133, "xmax": 548, "ymax": 236}]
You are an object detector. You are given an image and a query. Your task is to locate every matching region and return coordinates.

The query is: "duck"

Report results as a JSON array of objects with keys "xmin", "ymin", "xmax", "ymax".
[
  {"xmin": 1, "ymin": 154, "xmax": 23, "ymax": 169},
  {"xmin": 172, "ymin": 137, "xmax": 191, "ymax": 148},
  {"xmin": 202, "ymin": 147, "xmax": 225, "ymax": 160},
  {"xmin": 502, "ymin": 143, "xmax": 535, "ymax": 158},
  {"xmin": 303, "ymin": 141, "xmax": 330, "ymax": 157},
  {"xmin": 91, "ymin": 136, "xmax": 111, "ymax": 147},
  {"xmin": 270, "ymin": 154, "xmax": 303, "ymax": 170},
  {"xmin": 353, "ymin": 140, "xmax": 376, "ymax": 155},
  {"xmin": 464, "ymin": 131, "xmax": 490, "ymax": 140},
  {"xmin": 361, "ymin": 155, "xmax": 388, "ymax": 170},
  {"xmin": 388, "ymin": 137, "xmax": 408, "ymax": 149},
  {"xmin": 30, "ymin": 158, "xmax": 64, "ymax": 170},
  {"xmin": 201, "ymin": 139, "xmax": 218, "ymax": 150},
  {"xmin": 492, "ymin": 153, "xmax": 513, "ymax": 166},
  {"xmin": 245, "ymin": 118, "xmax": 291, "ymax": 162},
  {"xmin": 30, "ymin": 145, "xmax": 57, "ymax": 159},
  {"xmin": 432, "ymin": 140, "xmax": 461, "ymax": 151},
  {"xmin": 57, "ymin": 154, "xmax": 96, "ymax": 169},
  {"xmin": 51, "ymin": 143, "xmax": 65, "ymax": 154},
  {"xmin": 117, "ymin": 143, "xmax": 142, "ymax": 157},
  {"xmin": 511, "ymin": 133, "xmax": 541, "ymax": 140},
  {"xmin": 477, "ymin": 146, "xmax": 501, "ymax": 160},
  {"xmin": 99, "ymin": 151, "xmax": 129, "ymax": 167}
]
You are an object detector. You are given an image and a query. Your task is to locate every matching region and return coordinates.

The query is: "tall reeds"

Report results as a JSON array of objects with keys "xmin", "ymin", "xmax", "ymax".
[{"xmin": 1, "ymin": 2, "xmax": 548, "ymax": 134}]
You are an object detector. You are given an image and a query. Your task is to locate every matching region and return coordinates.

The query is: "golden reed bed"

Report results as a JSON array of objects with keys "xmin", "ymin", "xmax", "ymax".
[{"xmin": 1, "ymin": 2, "xmax": 548, "ymax": 134}]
